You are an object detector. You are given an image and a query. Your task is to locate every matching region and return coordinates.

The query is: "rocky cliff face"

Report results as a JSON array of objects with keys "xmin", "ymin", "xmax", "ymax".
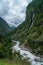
[{"xmin": 11, "ymin": 0, "xmax": 43, "ymax": 56}]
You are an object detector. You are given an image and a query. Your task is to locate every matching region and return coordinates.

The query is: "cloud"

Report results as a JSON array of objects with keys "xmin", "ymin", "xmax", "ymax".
[
  {"xmin": 0, "ymin": 0, "xmax": 32, "ymax": 27},
  {"xmin": 0, "ymin": 0, "xmax": 9, "ymax": 16}
]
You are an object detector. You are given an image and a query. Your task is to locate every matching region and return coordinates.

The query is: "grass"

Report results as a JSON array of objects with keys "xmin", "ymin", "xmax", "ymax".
[
  {"xmin": 0, "ymin": 59, "xmax": 30, "ymax": 65},
  {"xmin": 0, "ymin": 55, "xmax": 30, "ymax": 65}
]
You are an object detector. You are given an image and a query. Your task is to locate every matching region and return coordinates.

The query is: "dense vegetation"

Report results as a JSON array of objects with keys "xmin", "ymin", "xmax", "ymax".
[
  {"xmin": 0, "ymin": 18, "xmax": 13, "ymax": 58},
  {"xmin": 0, "ymin": 35, "xmax": 13, "ymax": 58},
  {"xmin": 10, "ymin": 0, "xmax": 43, "ymax": 56}
]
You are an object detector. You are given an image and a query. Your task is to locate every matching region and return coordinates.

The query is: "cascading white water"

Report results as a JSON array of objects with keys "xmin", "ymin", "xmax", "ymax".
[
  {"xmin": 29, "ymin": 10, "xmax": 35, "ymax": 30},
  {"xmin": 12, "ymin": 40, "xmax": 43, "ymax": 65}
]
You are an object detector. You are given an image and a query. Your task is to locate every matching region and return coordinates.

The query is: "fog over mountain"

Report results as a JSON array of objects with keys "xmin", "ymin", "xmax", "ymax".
[{"xmin": 0, "ymin": 0, "xmax": 32, "ymax": 27}]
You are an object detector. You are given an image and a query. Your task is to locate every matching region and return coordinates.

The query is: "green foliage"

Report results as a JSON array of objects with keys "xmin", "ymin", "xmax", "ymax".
[
  {"xmin": 0, "ymin": 17, "xmax": 15, "ymax": 59},
  {"xmin": 0, "ymin": 35, "xmax": 13, "ymax": 58}
]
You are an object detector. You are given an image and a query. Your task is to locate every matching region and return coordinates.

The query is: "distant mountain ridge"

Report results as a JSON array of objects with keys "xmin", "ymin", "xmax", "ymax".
[{"xmin": 0, "ymin": 17, "xmax": 15, "ymax": 36}]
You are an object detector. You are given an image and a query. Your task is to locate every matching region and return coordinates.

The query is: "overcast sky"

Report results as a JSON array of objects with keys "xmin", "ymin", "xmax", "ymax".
[{"xmin": 0, "ymin": 0, "xmax": 32, "ymax": 27}]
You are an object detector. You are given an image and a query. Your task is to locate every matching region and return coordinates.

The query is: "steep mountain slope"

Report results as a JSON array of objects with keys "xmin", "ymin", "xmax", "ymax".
[
  {"xmin": 11, "ymin": 0, "xmax": 43, "ymax": 56},
  {"xmin": 0, "ymin": 17, "xmax": 13, "ymax": 58},
  {"xmin": 0, "ymin": 17, "xmax": 15, "ymax": 36}
]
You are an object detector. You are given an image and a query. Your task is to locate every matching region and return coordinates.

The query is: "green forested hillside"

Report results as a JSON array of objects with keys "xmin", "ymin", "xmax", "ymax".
[
  {"xmin": 0, "ymin": 17, "xmax": 11, "ymax": 35},
  {"xmin": 11, "ymin": 0, "xmax": 43, "ymax": 56},
  {"xmin": 0, "ymin": 17, "xmax": 13, "ymax": 58}
]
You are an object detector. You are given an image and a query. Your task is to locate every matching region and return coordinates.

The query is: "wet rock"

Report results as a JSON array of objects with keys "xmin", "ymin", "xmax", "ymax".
[{"xmin": 34, "ymin": 58, "xmax": 43, "ymax": 62}]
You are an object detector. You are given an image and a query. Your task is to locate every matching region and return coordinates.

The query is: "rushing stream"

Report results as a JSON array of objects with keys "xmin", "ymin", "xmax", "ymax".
[{"xmin": 12, "ymin": 40, "xmax": 43, "ymax": 65}]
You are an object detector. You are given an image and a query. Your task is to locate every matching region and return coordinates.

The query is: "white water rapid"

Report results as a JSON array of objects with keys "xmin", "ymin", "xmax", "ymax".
[{"xmin": 12, "ymin": 40, "xmax": 43, "ymax": 65}]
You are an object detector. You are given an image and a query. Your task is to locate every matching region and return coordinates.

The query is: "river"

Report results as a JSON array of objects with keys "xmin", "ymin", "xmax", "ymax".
[{"xmin": 12, "ymin": 40, "xmax": 43, "ymax": 65}]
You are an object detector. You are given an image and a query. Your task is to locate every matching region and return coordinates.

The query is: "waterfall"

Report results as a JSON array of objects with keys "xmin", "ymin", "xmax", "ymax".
[{"xmin": 29, "ymin": 10, "xmax": 35, "ymax": 30}]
